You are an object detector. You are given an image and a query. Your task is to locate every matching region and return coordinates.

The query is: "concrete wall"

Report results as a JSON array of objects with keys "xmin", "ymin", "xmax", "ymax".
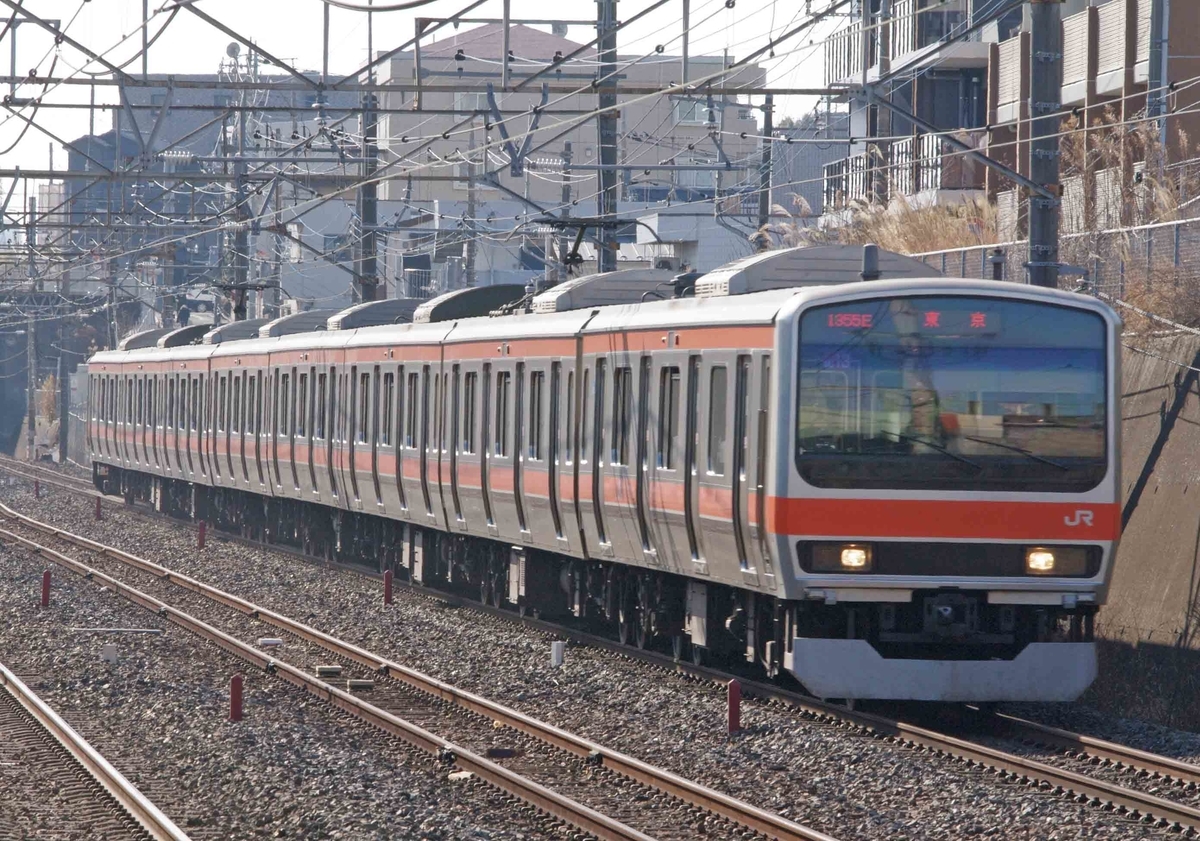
[{"xmin": 1106, "ymin": 334, "xmax": 1200, "ymax": 647}]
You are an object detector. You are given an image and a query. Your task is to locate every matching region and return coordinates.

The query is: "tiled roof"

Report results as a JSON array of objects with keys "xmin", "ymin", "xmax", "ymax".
[{"xmin": 422, "ymin": 23, "xmax": 592, "ymax": 60}]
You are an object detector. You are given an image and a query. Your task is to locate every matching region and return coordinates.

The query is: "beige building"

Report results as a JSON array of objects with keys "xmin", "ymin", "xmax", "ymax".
[{"xmin": 380, "ymin": 23, "xmax": 764, "ymax": 208}]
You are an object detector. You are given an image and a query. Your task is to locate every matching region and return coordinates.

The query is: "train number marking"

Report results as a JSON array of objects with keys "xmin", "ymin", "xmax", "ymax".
[{"xmin": 1063, "ymin": 510, "xmax": 1094, "ymax": 527}]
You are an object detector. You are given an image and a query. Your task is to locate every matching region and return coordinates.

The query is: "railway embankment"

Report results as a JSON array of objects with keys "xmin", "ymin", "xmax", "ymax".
[{"xmin": 1091, "ymin": 334, "xmax": 1200, "ymax": 725}]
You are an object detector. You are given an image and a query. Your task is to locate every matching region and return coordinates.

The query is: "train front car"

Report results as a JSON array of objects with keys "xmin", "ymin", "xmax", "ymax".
[{"xmin": 775, "ymin": 279, "xmax": 1120, "ymax": 702}]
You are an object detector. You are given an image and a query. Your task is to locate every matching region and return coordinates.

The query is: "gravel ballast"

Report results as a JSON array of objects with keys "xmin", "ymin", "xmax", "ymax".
[
  {"xmin": 0, "ymin": 480, "xmax": 1182, "ymax": 839},
  {"xmin": 0, "ymin": 524, "xmax": 575, "ymax": 840}
]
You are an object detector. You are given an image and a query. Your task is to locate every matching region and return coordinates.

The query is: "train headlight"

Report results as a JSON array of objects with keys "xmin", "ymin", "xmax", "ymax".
[
  {"xmin": 1024, "ymin": 546, "xmax": 1090, "ymax": 576},
  {"xmin": 811, "ymin": 543, "xmax": 874, "ymax": 572},
  {"xmin": 1025, "ymin": 548, "xmax": 1056, "ymax": 573}
]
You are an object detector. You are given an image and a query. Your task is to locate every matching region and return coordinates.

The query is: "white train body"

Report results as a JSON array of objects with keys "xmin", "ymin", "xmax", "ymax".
[{"xmin": 86, "ymin": 273, "xmax": 1121, "ymax": 702}]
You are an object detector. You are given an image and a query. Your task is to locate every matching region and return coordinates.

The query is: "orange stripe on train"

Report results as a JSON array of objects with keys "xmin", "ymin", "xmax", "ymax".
[{"xmin": 766, "ymin": 498, "xmax": 1121, "ymax": 541}]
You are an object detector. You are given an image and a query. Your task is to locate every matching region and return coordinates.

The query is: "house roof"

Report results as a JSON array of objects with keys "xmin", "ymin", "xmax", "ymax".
[{"xmin": 422, "ymin": 23, "xmax": 592, "ymax": 60}]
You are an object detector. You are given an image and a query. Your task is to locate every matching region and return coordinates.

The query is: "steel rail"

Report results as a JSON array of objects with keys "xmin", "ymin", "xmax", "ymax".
[
  {"xmin": 11, "ymin": 463, "xmax": 1200, "ymax": 828},
  {"xmin": 0, "ymin": 523, "xmax": 656, "ymax": 841},
  {"xmin": 0, "ymin": 663, "xmax": 192, "ymax": 841},
  {"xmin": 0, "ymin": 501, "xmax": 836, "ymax": 841}
]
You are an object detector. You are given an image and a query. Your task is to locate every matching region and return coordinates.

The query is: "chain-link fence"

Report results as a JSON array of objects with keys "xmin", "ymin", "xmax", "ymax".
[{"xmin": 908, "ymin": 214, "xmax": 1200, "ymax": 302}]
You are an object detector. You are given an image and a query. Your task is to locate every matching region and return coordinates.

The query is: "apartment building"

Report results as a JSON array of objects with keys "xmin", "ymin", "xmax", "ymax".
[
  {"xmin": 380, "ymin": 23, "xmax": 764, "ymax": 208},
  {"xmin": 819, "ymin": 0, "xmax": 1199, "ymax": 238}
]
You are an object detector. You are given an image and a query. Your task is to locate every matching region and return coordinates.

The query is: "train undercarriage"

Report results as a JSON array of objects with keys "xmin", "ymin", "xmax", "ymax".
[{"xmin": 97, "ymin": 463, "xmax": 1099, "ymax": 700}]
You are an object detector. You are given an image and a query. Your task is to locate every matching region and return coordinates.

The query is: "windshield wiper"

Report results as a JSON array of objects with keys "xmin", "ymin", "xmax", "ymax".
[
  {"xmin": 960, "ymin": 435, "xmax": 1070, "ymax": 471},
  {"xmin": 879, "ymin": 430, "xmax": 982, "ymax": 469}
]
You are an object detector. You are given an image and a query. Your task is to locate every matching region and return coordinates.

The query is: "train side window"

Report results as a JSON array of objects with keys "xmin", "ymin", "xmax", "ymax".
[
  {"xmin": 494, "ymin": 371, "xmax": 510, "ymax": 456},
  {"xmin": 612, "ymin": 365, "xmax": 631, "ymax": 465},
  {"xmin": 381, "ymin": 372, "xmax": 394, "ymax": 446},
  {"xmin": 358, "ymin": 371, "xmax": 370, "ymax": 444},
  {"xmin": 278, "ymin": 373, "xmax": 290, "ymax": 436},
  {"xmin": 529, "ymin": 370, "xmax": 545, "ymax": 460},
  {"xmin": 580, "ymin": 368, "xmax": 590, "ymax": 465},
  {"xmin": 315, "ymin": 373, "xmax": 327, "ymax": 439},
  {"xmin": 564, "ymin": 370, "xmax": 575, "ymax": 464},
  {"xmin": 462, "ymin": 371, "xmax": 476, "ymax": 453},
  {"xmin": 708, "ymin": 365, "xmax": 728, "ymax": 475},
  {"xmin": 658, "ymin": 366, "xmax": 681, "ymax": 469},
  {"xmin": 297, "ymin": 373, "xmax": 308, "ymax": 438},
  {"xmin": 405, "ymin": 372, "xmax": 419, "ymax": 447}
]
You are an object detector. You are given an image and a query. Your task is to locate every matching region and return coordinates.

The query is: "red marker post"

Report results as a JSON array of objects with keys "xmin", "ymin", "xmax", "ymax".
[
  {"xmin": 197, "ymin": 520, "xmax": 206, "ymax": 550},
  {"xmin": 383, "ymin": 569, "xmax": 393, "ymax": 605},
  {"xmin": 94, "ymin": 496, "xmax": 102, "ymax": 521},
  {"xmin": 33, "ymin": 480, "xmax": 39, "ymax": 499},
  {"xmin": 727, "ymin": 679, "xmax": 741, "ymax": 734},
  {"xmin": 40, "ymin": 570, "xmax": 50, "ymax": 608},
  {"xmin": 229, "ymin": 674, "xmax": 243, "ymax": 722}
]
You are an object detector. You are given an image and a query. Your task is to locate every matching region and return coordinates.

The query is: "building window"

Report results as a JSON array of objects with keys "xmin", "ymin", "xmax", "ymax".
[{"xmin": 673, "ymin": 98, "xmax": 710, "ymax": 125}]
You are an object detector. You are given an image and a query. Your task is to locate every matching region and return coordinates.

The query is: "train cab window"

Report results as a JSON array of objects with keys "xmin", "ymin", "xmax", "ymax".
[
  {"xmin": 708, "ymin": 366, "xmax": 728, "ymax": 475},
  {"xmin": 297, "ymin": 373, "xmax": 308, "ymax": 438},
  {"xmin": 381, "ymin": 373, "xmax": 394, "ymax": 446},
  {"xmin": 529, "ymin": 370, "xmax": 545, "ymax": 461},
  {"xmin": 494, "ymin": 371, "xmax": 510, "ymax": 456},
  {"xmin": 358, "ymin": 372, "xmax": 371, "ymax": 444},
  {"xmin": 658, "ymin": 366, "xmax": 681, "ymax": 469},
  {"xmin": 461, "ymin": 371, "xmax": 476, "ymax": 454},
  {"xmin": 405, "ymin": 372, "xmax": 419, "ymax": 448},
  {"xmin": 315, "ymin": 373, "xmax": 327, "ymax": 439},
  {"xmin": 612, "ymin": 365, "xmax": 632, "ymax": 465}
]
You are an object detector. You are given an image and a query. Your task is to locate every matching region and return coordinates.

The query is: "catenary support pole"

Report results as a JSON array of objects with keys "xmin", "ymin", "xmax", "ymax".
[
  {"xmin": 757, "ymin": 94, "xmax": 773, "ymax": 248},
  {"xmin": 357, "ymin": 93, "xmax": 379, "ymax": 302},
  {"xmin": 596, "ymin": 0, "xmax": 619, "ymax": 274},
  {"xmin": 1027, "ymin": 0, "xmax": 1063, "ymax": 288}
]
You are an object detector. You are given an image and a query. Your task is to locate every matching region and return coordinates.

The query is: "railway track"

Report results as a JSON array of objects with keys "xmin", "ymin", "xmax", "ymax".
[
  {"xmin": 0, "ymin": 662, "xmax": 189, "ymax": 840},
  {"xmin": 6, "ymin": 461, "xmax": 1200, "ymax": 833},
  {"xmin": 0, "ymin": 497, "xmax": 834, "ymax": 841}
]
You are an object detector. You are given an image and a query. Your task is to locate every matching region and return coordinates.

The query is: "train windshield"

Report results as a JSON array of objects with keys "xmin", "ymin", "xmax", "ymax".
[{"xmin": 796, "ymin": 295, "xmax": 1108, "ymax": 492}]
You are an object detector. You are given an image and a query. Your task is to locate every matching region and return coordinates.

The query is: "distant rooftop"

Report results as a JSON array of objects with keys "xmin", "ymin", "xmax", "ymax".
[{"xmin": 421, "ymin": 23, "xmax": 592, "ymax": 60}]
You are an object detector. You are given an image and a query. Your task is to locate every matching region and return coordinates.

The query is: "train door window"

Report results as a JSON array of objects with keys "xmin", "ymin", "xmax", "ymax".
[
  {"xmin": 514, "ymin": 362, "xmax": 526, "ymax": 532},
  {"xmin": 494, "ymin": 371, "xmax": 510, "ymax": 457},
  {"xmin": 462, "ymin": 371, "xmax": 476, "ymax": 453},
  {"xmin": 684, "ymin": 355, "xmax": 702, "ymax": 560},
  {"xmin": 593, "ymin": 359, "xmax": 607, "ymax": 543},
  {"xmin": 136, "ymin": 379, "xmax": 144, "ymax": 427},
  {"xmin": 419, "ymin": 365, "xmax": 432, "ymax": 514},
  {"xmin": 405, "ymin": 372, "xmax": 419, "ymax": 448},
  {"xmin": 358, "ymin": 371, "xmax": 371, "ymax": 443},
  {"xmin": 564, "ymin": 370, "xmax": 575, "ymax": 464},
  {"xmin": 167, "ymin": 379, "xmax": 175, "ymax": 430},
  {"xmin": 481, "ymin": 363, "xmax": 493, "ymax": 525},
  {"xmin": 190, "ymin": 378, "xmax": 198, "ymax": 431},
  {"xmin": 371, "ymin": 366, "xmax": 382, "ymax": 504},
  {"xmin": 316, "ymin": 373, "xmax": 327, "ymax": 439},
  {"xmin": 612, "ymin": 365, "xmax": 632, "ymax": 465},
  {"xmin": 217, "ymin": 377, "xmax": 226, "ymax": 432},
  {"xmin": 549, "ymin": 362, "xmax": 563, "ymax": 538},
  {"xmin": 297, "ymin": 373, "xmax": 308, "ymax": 438},
  {"xmin": 732, "ymin": 355, "xmax": 751, "ymax": 570},
  {"xmin": 579, "ymin": 368, "xmax": 590, "ymax": 466},
  {"xmin": 756, "ymin": 355, "xmax": 772, "ymax": 571},
  {"xmin": 381, "ymin": 372, "xmax": 394, "ymax": 446},
  {"xmin": 529, "ymin": 369, "xmax": 545, "ymax": 461},
  {"xmin": 658, "ymin": 366, "xmax": 681, "ymax": 469},
  {"xmin": 232, "ymin": 376, "xmax": 242, "ymax": 434},
  {"xmin": 450, "ymin": 364, "xmax": 462, "ymax": 519},
  {"xmin": 708, "ymin": 365, "xmax": 728, "ymax": 475},
  {"xmin": 278, "ymin": 373, "xmax": 290, "ymax": 436},
  {"xmin": 327, "ymin": 367, "xmax": 338, "ymax": 498}
]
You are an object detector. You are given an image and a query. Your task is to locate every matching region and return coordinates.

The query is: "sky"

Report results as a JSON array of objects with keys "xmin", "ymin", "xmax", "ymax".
[{"xmin": 0, "ymin": 0, "xmax": 841, "ymax": 203}]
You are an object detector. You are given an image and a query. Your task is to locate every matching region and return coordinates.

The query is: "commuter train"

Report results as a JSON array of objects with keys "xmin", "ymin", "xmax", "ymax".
[{"xmin": 85, "ymin": 246, "xmax": 1122, "ymax": 702}]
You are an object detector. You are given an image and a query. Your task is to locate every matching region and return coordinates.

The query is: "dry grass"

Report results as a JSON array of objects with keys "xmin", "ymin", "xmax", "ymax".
[
  {"xmin": 755, "ymin": 197, "xmax": 998, "ymax": 255},
  {"xmin": 1081, "ymin": 640, "xmax": 1200, "ymax": 731}
]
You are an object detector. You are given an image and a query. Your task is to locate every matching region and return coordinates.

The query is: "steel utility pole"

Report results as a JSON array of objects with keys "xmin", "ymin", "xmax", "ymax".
[
  {"xmin": 465, "ymin": 119, "xmax": 478, "ymax": 288},
  {"xmin": 25, "ymin": 196, "xmax": 36, "ymax": 461},
  {"xmin": 232, "ymin": 106, "xmax": 250, "ymax": 319},
  {"xmin": 596, "ymin": 0, "xmax": 619, "ymax": 274},
  {"xmin": 356, "ymin": 92, "xmax": 380, "ymax": 302},
  {"xmin": 560, "ymin": 141, "xmax": 573, "ymax": 274},
  {"xmin": 1027, "ymin": 0, "xmax": 1063, "ymax": 289},
  {"xmin": 756, "ymin": 94, "xmax": 774, "ymax": 249}
]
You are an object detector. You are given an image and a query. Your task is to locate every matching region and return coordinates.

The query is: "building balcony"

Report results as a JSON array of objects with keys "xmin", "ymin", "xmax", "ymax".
[{"xmin": 822, "ymin": 131, "xmax": 986, "ymax": 213}]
